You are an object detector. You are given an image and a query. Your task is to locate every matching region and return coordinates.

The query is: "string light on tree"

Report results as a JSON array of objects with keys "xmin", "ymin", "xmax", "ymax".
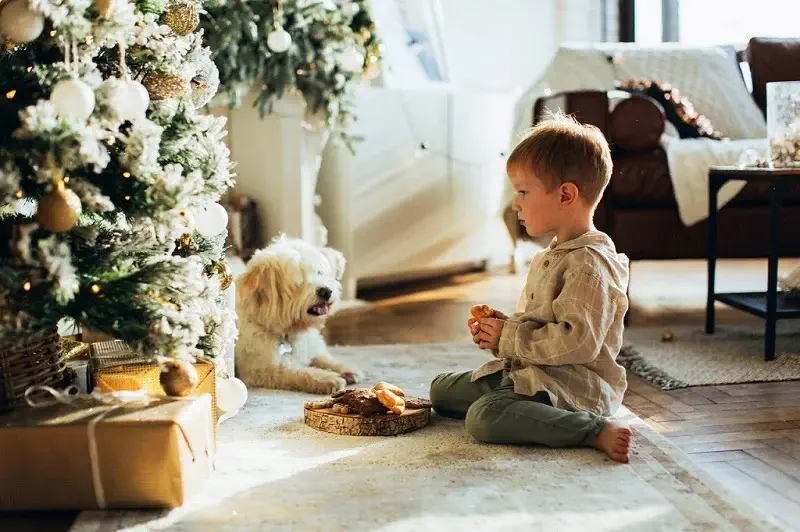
[{"xmin": 0, "ymin": 0, "xmax": 45, "ymax": 43}]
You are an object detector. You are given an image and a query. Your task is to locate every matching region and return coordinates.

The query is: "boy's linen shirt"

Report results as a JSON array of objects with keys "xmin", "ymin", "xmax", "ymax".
[{"xmin": 472, "ymin": 230, "xmax": 630, "ymax": 416}]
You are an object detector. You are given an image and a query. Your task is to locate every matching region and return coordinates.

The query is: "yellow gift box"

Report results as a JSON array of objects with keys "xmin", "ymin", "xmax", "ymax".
[
  {"xmin": 88, "ymin": 341, "xmax": 220, "ymax": 443},
  {"xmin": 0, "ymin": 393, "xmax": 213, "ymax": 510}
]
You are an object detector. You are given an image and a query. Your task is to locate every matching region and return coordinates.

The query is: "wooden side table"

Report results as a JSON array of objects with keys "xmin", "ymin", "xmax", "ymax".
[{"xmin": 706, "ymin": 166, "xmax": 800, "ymax": 361}]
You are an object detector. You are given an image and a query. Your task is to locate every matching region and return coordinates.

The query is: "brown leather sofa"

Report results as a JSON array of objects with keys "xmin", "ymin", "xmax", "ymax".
[{"xmin": 510, "ymin": 37, "xmax": 800, "ymax": 260}]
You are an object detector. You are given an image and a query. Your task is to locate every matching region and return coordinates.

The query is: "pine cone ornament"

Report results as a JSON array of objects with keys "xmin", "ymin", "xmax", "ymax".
[
  {"xmin": 143, "ymin": 72, "xmax": 187, "ymax": 100},
  {"xmin": 162, "ymin": 2, "xmax": 199, "ymax": 36}
]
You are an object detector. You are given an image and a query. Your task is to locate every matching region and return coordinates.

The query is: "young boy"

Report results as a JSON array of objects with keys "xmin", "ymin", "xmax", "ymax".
[{"xmin": 429, "ymin": 113, "xmax": 632, "ymax": 463}]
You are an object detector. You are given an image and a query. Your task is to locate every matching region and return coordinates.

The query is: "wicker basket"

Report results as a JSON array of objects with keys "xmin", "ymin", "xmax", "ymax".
[{"xmin": 0, "ymin": 328, "xmax": 69, "ymax": 410}]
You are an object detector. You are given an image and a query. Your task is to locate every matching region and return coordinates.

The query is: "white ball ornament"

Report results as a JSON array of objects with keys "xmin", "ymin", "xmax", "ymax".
[
  {"xmin": 217, "ymin": 376, "xmax": 247, "ymax": 413},
  {"xmin": 343, "ymin": 1, "xmax": 360, "ymax": 16},
  {"xmin": 194, "ymin": 202, "xmax": 228, "ymax": 237},
  {"xmin": 0, "ymin": 0, "xmax": 45, "ymax": 43},
  {"xmin": 127, "ymin": 80, "xmax": 150, "ymax": 117},
  {"xmin": 339, "ymin": 48, "xmax": 364, "ymax": 73},
  {"xmin": 51, "ymin": 78, "xmax": 96, "ymax": 122},
  {"xmin": 267, "ymin": 27, "xmax": 292, "ymax": 53}
]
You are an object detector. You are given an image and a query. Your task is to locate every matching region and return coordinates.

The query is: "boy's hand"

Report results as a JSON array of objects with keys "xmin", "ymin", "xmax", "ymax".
[
  {"xmin": 467, "ymin": 310, "xmax": 509, "ymax": 335},
  {"xmin": 472, "ymin": 318, "xmax": 505, "ymax": 351}
]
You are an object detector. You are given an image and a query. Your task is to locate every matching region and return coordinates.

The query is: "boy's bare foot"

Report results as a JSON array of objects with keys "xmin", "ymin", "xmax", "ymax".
[{"xmin": 590, "ymin": 421, "xmax": 632, "ymax": 463}]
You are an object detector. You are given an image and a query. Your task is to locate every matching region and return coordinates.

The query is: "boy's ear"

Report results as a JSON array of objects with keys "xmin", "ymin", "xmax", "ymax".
[{"xmin": 559, "ymin": 183, "xmax": 579, "ymax": 206}]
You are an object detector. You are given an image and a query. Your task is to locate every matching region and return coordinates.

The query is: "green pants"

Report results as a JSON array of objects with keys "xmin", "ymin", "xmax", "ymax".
[{"xmin": 430, "ymin": 371, "xmax": 605, "ymax": 447}]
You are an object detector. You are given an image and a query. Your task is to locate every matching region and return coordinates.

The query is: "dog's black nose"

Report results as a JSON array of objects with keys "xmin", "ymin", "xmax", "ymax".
[{"xmin": 317, "ymin": 287, "xmax": 332, "ymax": 301}]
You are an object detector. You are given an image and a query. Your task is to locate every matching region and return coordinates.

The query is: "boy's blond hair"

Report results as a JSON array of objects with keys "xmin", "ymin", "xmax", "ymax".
[{"xmin": 506, "ymin": 112, "xmax": 612, "ymax": 207}]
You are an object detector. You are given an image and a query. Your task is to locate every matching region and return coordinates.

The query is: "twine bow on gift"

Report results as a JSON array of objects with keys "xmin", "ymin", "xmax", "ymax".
[{"xmin": 23, "ymin": 384, "xmax": 210, "ymax": 509}]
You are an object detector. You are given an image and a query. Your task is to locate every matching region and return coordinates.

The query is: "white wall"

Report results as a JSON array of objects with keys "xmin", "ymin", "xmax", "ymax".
[{"xmin": 437, "ymin": 0, "xmax": 560, "ymax": 93}]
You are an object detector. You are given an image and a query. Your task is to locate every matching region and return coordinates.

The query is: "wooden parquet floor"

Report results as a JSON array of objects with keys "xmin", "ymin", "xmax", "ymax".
[{"xmin": 326, "ymin": 266, "xmax": 800, "ymax": 531}]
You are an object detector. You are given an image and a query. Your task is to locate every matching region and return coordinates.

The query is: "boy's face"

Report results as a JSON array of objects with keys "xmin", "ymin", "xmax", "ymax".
[{"xmin": 509, "ymin": 169, "xmax": 562, "ymax": 238}]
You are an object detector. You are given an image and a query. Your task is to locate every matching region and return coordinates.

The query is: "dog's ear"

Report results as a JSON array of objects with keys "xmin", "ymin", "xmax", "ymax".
[
  {"xmin": 237, "ymin": 259, "xmax": 277, "ymax": 303},
  {"xmin": 320, "ymin": 247, "xmax": 346, "ymax": 281}
]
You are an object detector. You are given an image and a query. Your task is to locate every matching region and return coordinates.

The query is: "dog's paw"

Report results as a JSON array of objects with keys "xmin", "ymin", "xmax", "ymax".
[
  {"xmin": 317, "ymin": 374, "xmax": 347, "ymax": 395},
  {"xmin": 340, "ymin": 369, "xmax": 363, "ymax": 385}
]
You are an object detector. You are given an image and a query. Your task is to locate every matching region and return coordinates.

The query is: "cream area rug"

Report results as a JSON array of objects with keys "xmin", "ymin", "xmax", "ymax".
[
  {"xmin": 620, "ymin": 323, "xmax": 800, "ymax": 390},
  {"xmin": 71, "ymin": 344, "xmax": 780, "ymax": 531}
]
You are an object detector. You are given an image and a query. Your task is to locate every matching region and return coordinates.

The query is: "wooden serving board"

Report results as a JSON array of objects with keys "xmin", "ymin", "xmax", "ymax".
[{"xmin": 304, "ymin": 406, "xmax": 431, "ymax": 436}]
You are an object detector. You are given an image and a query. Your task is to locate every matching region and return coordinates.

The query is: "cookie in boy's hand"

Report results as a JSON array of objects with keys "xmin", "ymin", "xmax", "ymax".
[{"xmin": 470, "ymin": 304, "xmax": 494, "ymax": 320}]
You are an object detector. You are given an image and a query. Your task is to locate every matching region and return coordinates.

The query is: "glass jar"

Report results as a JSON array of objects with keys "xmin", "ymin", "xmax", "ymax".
[{"xmin": 767, "ymin": 81, "xmax": 800, "ymax": 168}]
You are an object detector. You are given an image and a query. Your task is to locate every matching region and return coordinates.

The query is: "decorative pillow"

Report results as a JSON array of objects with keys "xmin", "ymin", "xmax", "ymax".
[
  {"xmin": 607, "ymin": 46, "xmax": 766, "ymax": 139},
  {"xmin": 617, "ymin": 79, "xmax": 726, "ymax": 140}
]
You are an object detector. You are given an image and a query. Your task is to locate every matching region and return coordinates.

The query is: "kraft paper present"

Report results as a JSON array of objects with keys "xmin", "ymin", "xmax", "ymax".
[
  {"xmin": 88, "ymin": 341, "xmax": 220, "ymax": 442},
  {"xmin": 0, "ymin": 394, "xmax": 213, "ymax": 510}
]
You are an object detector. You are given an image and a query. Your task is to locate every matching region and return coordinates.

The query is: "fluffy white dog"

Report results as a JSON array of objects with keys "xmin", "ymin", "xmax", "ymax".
[{"xmin": 235, "ymin": 235, "xmax": 362, "ymax": 394}]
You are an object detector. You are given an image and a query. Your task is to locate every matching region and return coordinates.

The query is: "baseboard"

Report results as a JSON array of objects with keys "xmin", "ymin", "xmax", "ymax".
[{"xmin": 356, "ymin": 260, "xmax": 488, "ymax": 291}]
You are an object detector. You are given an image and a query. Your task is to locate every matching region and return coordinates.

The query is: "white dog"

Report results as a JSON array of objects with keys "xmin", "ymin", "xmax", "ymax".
[{"xmin": 235, "ymin": 235, "xmax": 362, "ymax": 394}]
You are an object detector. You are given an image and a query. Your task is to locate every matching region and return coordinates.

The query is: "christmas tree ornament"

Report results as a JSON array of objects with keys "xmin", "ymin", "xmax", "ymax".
[
  {"xmin": 143, "ymin": 72, "xmax": 187, "ymax": 100},
  {"xmin": 209, "ymin": 261, "xmax": 233, "ymax": 291},
  {"xmin": 217, "ymin": 375, "xmax": 247, "ymax": 413},
  {"xmin": 162, "ymin": 1, "xmax": 199, "ymax": 36},
  {"xmin": 342, "ymin": 1, "xmax": 359, "ymax": 16},
  {"xmin": 50, "ymin": 78, "xmax": 96, "ymax": 122},
  {"xmin": 94, "ymin": 0, "xmax": 115, "ymax": 18},
  {"xmin": 338, "ymin": 47, "xmax": 364, "ymax": 73},
  {"xmin": 127, "ymin": 80, "xmax": 150, "ymax": 116},
  {"xmin": 37, "ymin": 170, "xmax": 82, "ymax": 233},
  {"xmin": 160, "ymin": 359, "xmax": 199, "ymax": 396},
  {"xmin": 194, "ymin": 202, "xmax": 228, "ymax": 237},
  {"xmin": 0, "ymin": 0, "xmax": 45, "ymax": 43},
  {"xmin": 266, "ymin": 27, "xmax": 291, "ymax": 53},
  {"xmin": 107, "ymin": 79, "xmax": 148, "ymax": 121},
  {"xmin": 175, "ymin": 233, "xmax": 193, "ymax": 250}
]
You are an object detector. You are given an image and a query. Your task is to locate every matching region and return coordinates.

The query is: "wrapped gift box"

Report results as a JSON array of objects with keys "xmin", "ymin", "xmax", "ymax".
[
  {"xmin": 0, "ymin": 394, "xmax": 213, "ymax": 510},
  {"xmin": 88, "ymin": 341, "xmax": 220, "ymax": 442}
]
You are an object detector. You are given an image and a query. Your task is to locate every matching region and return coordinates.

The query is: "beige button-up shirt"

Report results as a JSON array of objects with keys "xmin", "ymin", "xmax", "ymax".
[{"xmin": 472, "ymin": 230, "xmax": 629, "ymax": 417}]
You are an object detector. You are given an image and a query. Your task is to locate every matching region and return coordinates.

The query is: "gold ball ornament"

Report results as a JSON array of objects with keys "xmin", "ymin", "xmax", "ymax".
[
  {"xmin": 95, "ymin": 0, "xmax": 114, "ymax": 18},
  {"xmin": 160, "ymin": 359, "xmax": 199, "ymax": 397},
  {"xmin": 162, "ymin": 2, "xmax": 199, "ymax": 36},
  {"xmin": 661, "ymin": 330, "xmax": 674, "ymax": 343},
  {"xmin": 37, "ymin": 181, "xmax": 82, "ymax": 232},
  {"xmin": 143, "ymin": 72, "xmax": 187, "ymax": 100},
  {"xmin": 211, "ymin": 262, "xmax": 233, "ymax": 291}
]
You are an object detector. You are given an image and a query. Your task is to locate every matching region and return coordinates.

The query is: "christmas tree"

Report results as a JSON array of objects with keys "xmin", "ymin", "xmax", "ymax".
[
  {"xmin": 0, "ymin": 0, "xmax": 236, "ymax": 369},
  {"xmin": 202, "ymin": 0, "xmax": 381, "ymax": 148}
]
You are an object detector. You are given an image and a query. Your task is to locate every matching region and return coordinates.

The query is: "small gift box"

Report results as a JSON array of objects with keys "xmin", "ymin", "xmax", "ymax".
[
  {"xmin": 0, "ymin": 390, "xmax": 213, "ymax": 510},
  {"xmin": 88, "ymin": 341, "xmax": 221, "ymax": 443}
]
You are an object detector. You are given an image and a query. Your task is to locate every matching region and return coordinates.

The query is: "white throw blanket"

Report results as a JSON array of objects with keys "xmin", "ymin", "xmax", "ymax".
[{"xmin": 660, "ymin": 135, "xmax": 767, "ymax": 226}]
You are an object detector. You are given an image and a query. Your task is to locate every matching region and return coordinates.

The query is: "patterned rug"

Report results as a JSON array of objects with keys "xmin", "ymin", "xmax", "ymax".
[
  {"xmin": 620, "ymin": 323, "xmax": 800, "ymax": 390},
  {"xmin": 70, "ymin": 343, "xmax": 781, "ymax": 531}
]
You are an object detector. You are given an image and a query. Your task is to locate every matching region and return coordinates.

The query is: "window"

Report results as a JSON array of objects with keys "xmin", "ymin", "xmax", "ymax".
[{"xmin": 630, "ymin": 0, "xmax": 800, "ymax": 45}]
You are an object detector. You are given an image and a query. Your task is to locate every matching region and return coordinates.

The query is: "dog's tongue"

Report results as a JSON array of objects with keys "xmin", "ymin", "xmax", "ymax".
[{"xmin": 308, "ymin": 303, "xmax": 330, "ymax": 316}]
